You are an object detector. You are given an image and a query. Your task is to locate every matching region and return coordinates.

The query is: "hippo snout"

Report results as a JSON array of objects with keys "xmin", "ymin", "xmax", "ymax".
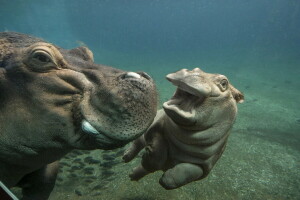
[
  {"xmin": 166, "ymin": 68, "xmax": 212, "ymax": 98},
  {"xmin": 79, "ymin": 67, "xmax": 158, "ymax": 149},
  {"xmin": 122, "ymin": 71, "xmax": 152, "ymax": 80}
]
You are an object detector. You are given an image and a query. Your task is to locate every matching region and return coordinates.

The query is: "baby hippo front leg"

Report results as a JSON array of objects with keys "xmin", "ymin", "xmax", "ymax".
[
  {"xmin": 123, "ymin": 137, "xmax": 150, "ymax": 181},
  {"xmin": 123, "ymin": 125, "xmax": 168, "ymax": 181},
  {"xmin": 160, "ymin": 163, "xmax": 203, "ymax": 190}
]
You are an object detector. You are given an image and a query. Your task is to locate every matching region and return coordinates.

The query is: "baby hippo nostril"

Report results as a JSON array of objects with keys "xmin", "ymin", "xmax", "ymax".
[{"xmin": 124, "ymin": 72, "xmax": 141, "ymax": 79}]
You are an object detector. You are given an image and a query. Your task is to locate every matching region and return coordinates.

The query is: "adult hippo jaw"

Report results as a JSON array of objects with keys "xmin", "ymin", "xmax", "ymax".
[{"xmin": 0, "ymin": 32, "xmax": 157, "ymax": 153}]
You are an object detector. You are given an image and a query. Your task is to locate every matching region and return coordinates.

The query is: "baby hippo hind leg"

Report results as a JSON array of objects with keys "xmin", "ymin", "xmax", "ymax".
[
  {"xmin": 159, "ymin": 163, "xmax": 203, "ymax": 190},
  {"xmin": 129, "ymin": 164, "xmax": 151, "ymax": 181}
]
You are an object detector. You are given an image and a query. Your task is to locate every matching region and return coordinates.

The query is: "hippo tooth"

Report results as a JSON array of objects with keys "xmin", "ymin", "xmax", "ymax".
[
  {"xmin": 125, "ymin": 72, "xmax": 141, "ymax": 79},
  {"xmin": 82, "ymin": 120, "xmax": 100, "ymax": 135}
]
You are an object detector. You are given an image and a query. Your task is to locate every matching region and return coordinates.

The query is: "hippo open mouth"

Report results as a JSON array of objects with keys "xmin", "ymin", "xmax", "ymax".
[
  {"xmin": 162, "ymin": 68, "xmax": 242, "ymax": 127},
  {"xmin": 163, "ymin": 87, "xmax": 205, "ymax": 126},
  {"xmin": 163, "ymin": 68, "xmax": 211, "ymax": 126}
]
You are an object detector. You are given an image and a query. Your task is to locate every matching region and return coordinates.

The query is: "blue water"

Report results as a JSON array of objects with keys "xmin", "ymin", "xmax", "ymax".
[{"xmin": 1, "ymin": 0, "xmax": 300, "ymax": 199}]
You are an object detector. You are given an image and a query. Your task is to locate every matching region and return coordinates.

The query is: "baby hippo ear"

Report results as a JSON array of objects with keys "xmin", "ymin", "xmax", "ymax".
[
  {"xmin": 69, "ymin": 46, "xmax": 94, "ymax": 62},
  {"xmin": 229, "ymin": 84, "xmax": 244, "ymax": 103}
]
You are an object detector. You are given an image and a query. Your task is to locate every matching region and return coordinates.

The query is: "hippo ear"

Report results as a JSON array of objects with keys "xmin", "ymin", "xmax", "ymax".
[
  {"xmin": 229, "ymin": 84, "xmax": 244, "ymax": 103},
  {"xmin": 69, "ymin": 46, "xmax": 94, "ymax": 62}
]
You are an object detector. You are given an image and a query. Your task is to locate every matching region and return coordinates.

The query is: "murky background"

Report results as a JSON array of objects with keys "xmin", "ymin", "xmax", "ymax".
[{"xmin": 1, "ymin": 0, "xmax": 299, "ymax": 199}]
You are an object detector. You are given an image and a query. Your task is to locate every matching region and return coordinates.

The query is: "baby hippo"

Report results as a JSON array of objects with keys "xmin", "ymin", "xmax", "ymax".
[{"xmin": 123, "ymin": 68, "xmax": 244, "ymax": 189}]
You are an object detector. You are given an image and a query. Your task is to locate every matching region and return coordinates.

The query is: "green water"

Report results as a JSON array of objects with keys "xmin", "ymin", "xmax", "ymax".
[
  {"xmin": 41, "ymin": 55, "xmax": 299, "ymax": 200},
  {"xmin": 1, "ymin": 0, "xmax": 300, "ymax": 199}
]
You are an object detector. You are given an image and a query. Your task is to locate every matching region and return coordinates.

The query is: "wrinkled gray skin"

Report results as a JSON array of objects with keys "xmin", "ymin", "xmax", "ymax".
[
  {"xmin": 0, "ymin": 32, "xmax": 157, "ymax": 199},
  {"xmin": 123, "ymin": 68, "xmax": 244, "ymax": 189}
]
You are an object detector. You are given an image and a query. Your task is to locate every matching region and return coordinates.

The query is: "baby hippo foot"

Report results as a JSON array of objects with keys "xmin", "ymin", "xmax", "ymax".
[
  {"xmin": 123, "ymin": 137, "xmax": 145, "ymax": 163},
  {"xmin": 129, "ymin": 165, "xmax": 150, "ymax": 181},
  {"xmin": 159, "ymin": 163, "xmax": 203, "ymax": 190}
]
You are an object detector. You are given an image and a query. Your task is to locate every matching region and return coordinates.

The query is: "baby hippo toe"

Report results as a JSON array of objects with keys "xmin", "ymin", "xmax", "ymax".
[
  {"xmin": 159, "ymin": 163, "xmax": 204, "ymax": 190},
  {"xmin": 129, "ymin": 165, "xmax": 149, "ymax": 181},
  {"xmin": 159, "ymin": 169, "xmax": 178, "ymax": 190},
  {"xmin": 122, "ymin": 149, "xmax": 133, "ymax": 163}
]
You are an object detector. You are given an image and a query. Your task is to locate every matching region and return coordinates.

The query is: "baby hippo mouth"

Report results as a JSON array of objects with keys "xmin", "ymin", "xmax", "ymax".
[
  {"xmin": 163, "ymin": 87, "xmax": 205, "ymax": 126},
  {"xmin": 162, "ymin": 69, "xmax": 211, "ymax": 126}
]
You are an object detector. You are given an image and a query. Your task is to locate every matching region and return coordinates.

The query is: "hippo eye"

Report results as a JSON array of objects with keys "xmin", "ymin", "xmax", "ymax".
[
  {"xmin": 33, "ymin": 53, "xmax": 51, "ymax": 63},
  {"xmin": 26, "ymin": 49, "xmax": 59, "ymax": 72},
  {"xmin": 32, "ymin": 51, "xmax": 52, "ymax": 63},
  {"xmin": 220, "ymin": 79, "xmax": 228, "ymax": 91}
]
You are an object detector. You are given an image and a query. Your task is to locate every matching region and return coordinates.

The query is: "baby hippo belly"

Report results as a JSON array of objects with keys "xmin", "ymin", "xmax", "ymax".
[{"xmin": 165, "ymin": 123, "xmax": 231, "ymax": 177}]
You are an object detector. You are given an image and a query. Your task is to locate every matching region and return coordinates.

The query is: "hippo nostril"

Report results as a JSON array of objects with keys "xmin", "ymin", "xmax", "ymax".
[
  {"xmin": 137, "ymin": 72, "xmax": 152, "ymax": 80},
  {"xmin": 124, "ymin": 72, "xmax": 141, "ymax": 79},
  {"xmin": 120, "ymin": 71, "xmax": 152, "ymax": 81}
]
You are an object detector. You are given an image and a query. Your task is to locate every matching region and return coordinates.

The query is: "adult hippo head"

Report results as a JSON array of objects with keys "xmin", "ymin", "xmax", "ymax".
[{"xmin": 0, "ymin": 32, "xmax": 157, "ymax": 199}]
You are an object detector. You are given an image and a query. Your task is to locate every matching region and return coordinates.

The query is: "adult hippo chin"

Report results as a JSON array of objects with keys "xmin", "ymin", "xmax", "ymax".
[{"xmin": 0, "ymin": 32, "xmax": 157, "ymax": 199}]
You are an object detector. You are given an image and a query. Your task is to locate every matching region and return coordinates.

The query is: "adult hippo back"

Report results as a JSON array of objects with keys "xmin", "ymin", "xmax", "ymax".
[{"xmin": 0, "ymin": 32, "xmax": 157, "ymax": 199}]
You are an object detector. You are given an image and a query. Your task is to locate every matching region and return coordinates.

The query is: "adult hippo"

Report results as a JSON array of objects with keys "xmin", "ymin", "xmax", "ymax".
[{"xmin": 0, "ymin": 32, "xmax": 157, "ymax": 199}]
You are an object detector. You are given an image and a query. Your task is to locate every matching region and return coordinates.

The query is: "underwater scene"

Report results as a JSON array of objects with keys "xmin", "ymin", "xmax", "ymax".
[{"xmin": 0, "ymin": 0, "xmax": 299, "ymax": 199}]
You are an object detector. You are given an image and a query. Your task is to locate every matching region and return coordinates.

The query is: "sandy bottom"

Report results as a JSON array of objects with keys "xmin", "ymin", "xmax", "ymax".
[{"xmin": 12, "ymin": 56, "xmax": 300, "ymax": 200}]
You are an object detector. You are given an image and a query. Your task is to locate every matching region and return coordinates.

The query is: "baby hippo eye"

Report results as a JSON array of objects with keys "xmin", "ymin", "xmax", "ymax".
[{"xmin": 220, "ymin": 79, "xmax": 228, "ymax": 90}]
